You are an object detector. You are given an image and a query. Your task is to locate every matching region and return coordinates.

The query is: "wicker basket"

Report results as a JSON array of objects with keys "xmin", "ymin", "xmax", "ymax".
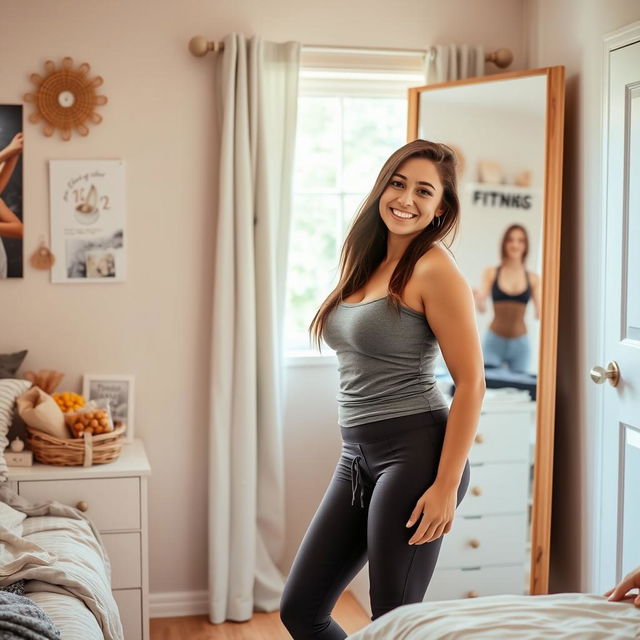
[{"xmin": 26, "ymin": 423, "xmax": 126, "ymax": 467}]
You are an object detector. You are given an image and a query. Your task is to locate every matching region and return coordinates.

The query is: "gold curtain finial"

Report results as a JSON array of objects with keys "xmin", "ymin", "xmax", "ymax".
[
  {"xmin": 486, "ymin": 47, "xmax": 513, "ymax": 68},
  {"xmin": 189, "ymin": 36, "xmax": 224, "ymax": 57}
]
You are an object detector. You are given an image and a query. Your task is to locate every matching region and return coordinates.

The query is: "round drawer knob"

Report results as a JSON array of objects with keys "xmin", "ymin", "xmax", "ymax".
[
  {"xmin": 467, "ymin": 590, "xmax": 479, "ymax": 598},
  {"xmin": 474, "ymin": 433, "xmax": 484, "ymax": 444},
  {"xmin": 468, "ymin": 538, "xmax": 480, "ymax": 549},
  {"xmin": 471, "ymin": 486, "xmax": 483, "ymax": 496},
  {"xmin": 76, "ymin": 501, "xmax": 89, "ymax": 512}
]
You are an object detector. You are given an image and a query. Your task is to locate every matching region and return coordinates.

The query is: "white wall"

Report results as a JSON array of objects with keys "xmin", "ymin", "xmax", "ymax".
[
  {"xmin": 526, "ymin": 0, "xmax": 640, "ymax": 592},
  {"xmin": 0, "ymin": 0, "xmax": 530, "ymax": 604}
]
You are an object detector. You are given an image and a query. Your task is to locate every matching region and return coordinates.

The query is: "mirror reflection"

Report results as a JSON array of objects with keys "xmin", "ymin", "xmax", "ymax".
[{"xmin": 417, "ymin": 73, "xmax": 547, "ymax": 597}]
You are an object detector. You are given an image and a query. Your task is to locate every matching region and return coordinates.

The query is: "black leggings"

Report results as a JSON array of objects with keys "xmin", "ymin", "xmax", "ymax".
[{"xmin": 280, "ymin": 408, "xmax": 470, "ymax": 639}]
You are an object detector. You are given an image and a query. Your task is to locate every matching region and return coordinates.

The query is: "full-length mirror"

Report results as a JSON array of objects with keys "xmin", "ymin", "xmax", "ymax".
[{"xmin": 407, "ymin": 66, "xmax": 564, "ymax": 598}]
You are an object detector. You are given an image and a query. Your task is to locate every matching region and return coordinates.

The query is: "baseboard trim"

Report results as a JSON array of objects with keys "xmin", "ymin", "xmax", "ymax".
[{"xmin": 150, "ymin": 590, "xmax": 209, "ymax": 618}]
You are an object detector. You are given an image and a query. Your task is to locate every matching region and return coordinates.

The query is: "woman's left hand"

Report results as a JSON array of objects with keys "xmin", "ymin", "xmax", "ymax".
[{"xmin": 405, "ymin": 481, "xmax": 457, "ymax": 545}]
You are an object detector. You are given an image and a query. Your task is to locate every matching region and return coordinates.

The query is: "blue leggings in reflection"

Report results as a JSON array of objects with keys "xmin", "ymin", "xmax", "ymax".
[{"xmin": 482, "ymin": 329, "xmax": 530, "ymax": 373}]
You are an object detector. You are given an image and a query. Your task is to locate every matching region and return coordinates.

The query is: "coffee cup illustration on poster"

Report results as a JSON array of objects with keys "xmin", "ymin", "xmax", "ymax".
[{"xmin": 49, "ymin": 159, "xmax": 126, "ymax": 283}]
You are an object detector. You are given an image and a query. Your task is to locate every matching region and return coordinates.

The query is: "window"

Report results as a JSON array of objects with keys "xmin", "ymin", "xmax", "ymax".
[{"xmin": 285, "ymin": 52, "xmax": 425, "ymax": 358}]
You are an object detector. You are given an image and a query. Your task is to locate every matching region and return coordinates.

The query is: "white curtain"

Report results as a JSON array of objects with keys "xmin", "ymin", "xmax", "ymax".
[
  {"xmin": 208, "ymin": 33, "xmax": 300, "ymax": 623},
  {"xmin": 425, "ymin": 44, "xmax": 485, "ymax": 83}
]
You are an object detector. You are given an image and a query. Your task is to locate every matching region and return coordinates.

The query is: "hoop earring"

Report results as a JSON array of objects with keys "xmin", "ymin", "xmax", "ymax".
[{"xmin": 431, "ymin": 214, "xmax": 443, "ymax": 229}]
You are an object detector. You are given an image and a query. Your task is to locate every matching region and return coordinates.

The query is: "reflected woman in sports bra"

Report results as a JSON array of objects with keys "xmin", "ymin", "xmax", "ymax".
[{"xmin": 472, "ymin": 224, "xmax": 541, "ymax": 374}]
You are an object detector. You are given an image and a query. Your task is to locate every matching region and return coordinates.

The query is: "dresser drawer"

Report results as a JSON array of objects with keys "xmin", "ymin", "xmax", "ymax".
[
  {"xmin": 426, "ymin": 564, "xmax": 527, "ymax": 601},
  {"xmin": 458, "ymin": 461, "xmax": 529, "ymax": 516},
  {"xmin": 113, "ymin": 588, "xmax": 142, "ymax": 640},
  {"xmin": 438, "ymin": 513, "xmax": 527, "ymax": 568},
  {"xmin": 18, "ymin": 477, "xmax": 140, "ymax": 532},
  {"xmin": 471, "ymin": 411, "xmax": 534, "ymax": 464},
  {"xmin": 103, "ymin": 532, "xmax": 141, "ymax": 589}
]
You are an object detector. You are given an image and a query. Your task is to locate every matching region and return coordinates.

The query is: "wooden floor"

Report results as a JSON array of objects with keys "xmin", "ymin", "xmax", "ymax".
[{"xmin": 150, "ymin": 590, "xmax": 371, "ymax": 639}]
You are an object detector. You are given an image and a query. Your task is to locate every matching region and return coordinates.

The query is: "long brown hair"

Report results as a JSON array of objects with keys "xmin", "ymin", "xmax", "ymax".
[
  {"xmin": 500, "ymin": 224, "xmax": 529, "ymax": 262},
  {"xmin": 309, "ymin": 139, "xmax": 461, "ymax": 351}
]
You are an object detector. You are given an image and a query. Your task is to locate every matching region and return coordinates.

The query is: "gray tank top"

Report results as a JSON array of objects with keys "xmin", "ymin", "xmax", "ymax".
[{"xmin": 323, "ymin": 296, "xmax": 449, "ymax": 427}]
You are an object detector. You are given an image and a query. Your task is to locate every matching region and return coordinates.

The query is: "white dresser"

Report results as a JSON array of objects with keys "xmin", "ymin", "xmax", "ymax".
[
  {"xmin": 426, "ymin": 395, "xmax": 536, "ymax": 600},
  {"xmin": 7, "ymin": 439, "xmax": 151, "ymax": 640}
]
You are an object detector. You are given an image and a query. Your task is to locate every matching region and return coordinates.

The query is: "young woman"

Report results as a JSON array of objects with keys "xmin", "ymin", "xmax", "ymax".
[
  {"xmin": 280, "ymin": 139, "xmax": 486, "ymax": 639},
  {"xmin": 472, "ymin": 224, "xmax": 541, "ymax": 373}
]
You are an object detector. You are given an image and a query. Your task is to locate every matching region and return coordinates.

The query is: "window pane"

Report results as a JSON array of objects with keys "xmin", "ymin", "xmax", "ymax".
[
  {"xmin": 342, "ymin": 97, "xmax": 406, "ymax": 193},
  {"xmin": 286, "ymin": 90, "xmax": 410, "ymax": 354},
  {"xmin": 286, "ymin": 194, "xmax": 340, "ymax": 349},
  {"xmin": 343, "ymin": 193, "xmax": 368, "ymax": 236},
  {"xmin": 294, "ymin": 97, "xmax": 340, "ymax": 191}
]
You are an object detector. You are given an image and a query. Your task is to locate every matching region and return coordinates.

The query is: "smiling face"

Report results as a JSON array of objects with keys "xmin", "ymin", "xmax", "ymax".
[{"xmin": 378, "ymin": 156, "xmax": 445, "ymax": 237}]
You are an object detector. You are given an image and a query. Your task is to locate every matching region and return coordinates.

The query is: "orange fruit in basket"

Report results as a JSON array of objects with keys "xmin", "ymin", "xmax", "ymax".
[{"xmin": 53, "ymin": 392, "xmax": 85, "ymax": 413}]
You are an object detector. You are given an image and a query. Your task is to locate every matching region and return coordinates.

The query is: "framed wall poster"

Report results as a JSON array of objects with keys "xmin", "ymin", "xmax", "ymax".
[
  {"xmin": 49, "ymin": 159, "xmax": 126, "ymax": 283},
  {"xmin": 0, "ymin": 104, "xmax": 24, "ymax": 278},
  {"xmin": 82, "ymin": 374, "xmax": 135, "ymax": 443}
]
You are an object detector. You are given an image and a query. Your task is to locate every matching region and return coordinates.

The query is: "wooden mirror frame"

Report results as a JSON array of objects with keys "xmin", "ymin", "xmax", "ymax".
[{"xmin": 406, "ymin": 66, "xmax": 565, "ymax": 595}]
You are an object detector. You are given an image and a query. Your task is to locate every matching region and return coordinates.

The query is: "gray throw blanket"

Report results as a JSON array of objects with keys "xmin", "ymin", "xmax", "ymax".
[
  {"xmin": 0, "ymin": 590, "xmax": 61, "ymax": 640},
  {"xmin": 1, "ymin": 581, "xmax": 25, "ymax": 596}
]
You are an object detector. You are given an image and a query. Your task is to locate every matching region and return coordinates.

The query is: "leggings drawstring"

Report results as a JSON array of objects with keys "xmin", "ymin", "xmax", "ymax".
[{"xmin": 350, "ymin": 455, "xmax": 365, "ymax": 509}]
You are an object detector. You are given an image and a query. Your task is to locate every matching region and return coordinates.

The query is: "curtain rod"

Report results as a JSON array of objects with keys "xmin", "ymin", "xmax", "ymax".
[{"xmin": 188, "ymin": 37, "xmax": 513, "ymax": 67}]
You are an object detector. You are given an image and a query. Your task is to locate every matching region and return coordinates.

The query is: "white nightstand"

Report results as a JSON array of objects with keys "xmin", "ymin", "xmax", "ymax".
[{"xmin": 7, "ymin": 439, "xmax": 151, "ymax": 640}]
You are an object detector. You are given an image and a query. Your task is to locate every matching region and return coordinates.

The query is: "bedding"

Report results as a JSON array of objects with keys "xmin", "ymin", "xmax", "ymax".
[
  {"xmin": 0, "ymin": 589, "xmax": 61, "ymax": 639},
  {"xmin": 346, "ymin": 592, "xmax": 640, "ymax": 639},
  {"xmin": 0, "ymin": 485, "xmax": 123, "ymax": 640}
]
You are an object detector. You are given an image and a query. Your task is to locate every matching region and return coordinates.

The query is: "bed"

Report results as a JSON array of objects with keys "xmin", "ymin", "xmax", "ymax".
[
  {"xmin": 345, "ymin": 592, "xmax": 640, "ymax": 639},
  {"xmin": 0, "ymin": 485, "xmax": 123, "ymax": 640}
]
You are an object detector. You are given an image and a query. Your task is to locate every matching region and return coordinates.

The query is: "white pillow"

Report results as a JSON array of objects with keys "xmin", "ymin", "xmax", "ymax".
[
  {"xmin": 0, "ymin": 378, "xmax": 33, "ymax": 482},
  {"xmin": 0, "ymin": 500, "xmax": 27, "ymax": 534}
]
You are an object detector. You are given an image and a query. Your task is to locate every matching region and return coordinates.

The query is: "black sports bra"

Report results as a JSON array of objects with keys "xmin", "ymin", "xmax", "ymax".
[{"xmin": 491, "ymin": 265, "xmax": 531, "ymax": 304}]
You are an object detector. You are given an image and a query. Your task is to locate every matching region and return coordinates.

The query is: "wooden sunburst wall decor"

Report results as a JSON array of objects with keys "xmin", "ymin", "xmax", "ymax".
[{"xmin": 24, "ymin": 56, "xmax": 108, "ymax": 141}]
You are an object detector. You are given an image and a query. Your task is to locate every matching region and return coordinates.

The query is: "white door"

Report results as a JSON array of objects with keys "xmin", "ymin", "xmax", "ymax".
[{"xmin": 595, "ymin": 27, "xmax": 640, "ymax": 591}]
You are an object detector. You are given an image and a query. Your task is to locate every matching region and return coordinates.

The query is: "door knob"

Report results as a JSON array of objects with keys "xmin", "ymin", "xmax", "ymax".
[{"xmin": 590, "ymin": 361, "xmax": 620, "ymax": 387}]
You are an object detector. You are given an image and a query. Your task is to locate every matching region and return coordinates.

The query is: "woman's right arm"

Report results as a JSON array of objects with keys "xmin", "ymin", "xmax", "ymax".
[
  {"xmin": 0, "ymin": 134, "xmax": 23, "ymax": 195},
  {"xmin": 472, "ymin": 266, "xmax": 493, "ymax": 313},
  {"xmin": 0, "ymin": 133, "xmax": 23, "ymax": 164}
]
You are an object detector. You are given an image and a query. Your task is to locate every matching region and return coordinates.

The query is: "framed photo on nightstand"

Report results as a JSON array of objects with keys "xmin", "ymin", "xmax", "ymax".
[{"xmin": 82, "ymin": 374, "xmax": 135, "ymax": 443}]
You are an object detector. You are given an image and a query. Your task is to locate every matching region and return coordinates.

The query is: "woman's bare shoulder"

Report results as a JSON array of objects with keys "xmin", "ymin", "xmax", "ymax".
[
  {"xmin": 414, "ymin": 243, "xmax": 474, "ymax": 323},
  {"xmin": 415, "ymin": 242, "xmax": 460, "ymax": 275},
  {"xmin": 414, "ymin": 243, "xmax": 470, "ymax": 307}
]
